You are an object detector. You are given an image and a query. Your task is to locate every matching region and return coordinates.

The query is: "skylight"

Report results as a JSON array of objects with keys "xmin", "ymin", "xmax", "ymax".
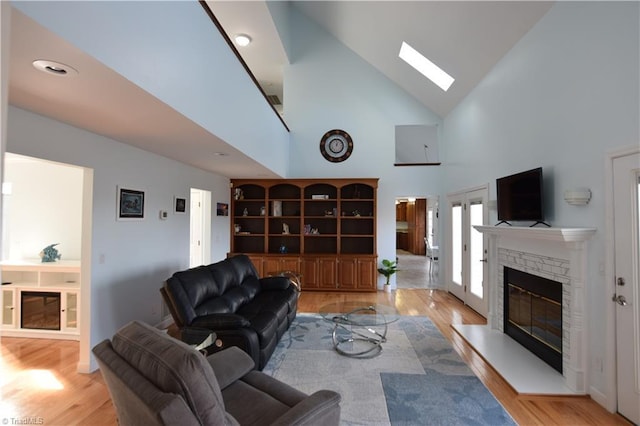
[{"xmin": 399, "ymin": 42, "xmax": 454, "ymax": 91}]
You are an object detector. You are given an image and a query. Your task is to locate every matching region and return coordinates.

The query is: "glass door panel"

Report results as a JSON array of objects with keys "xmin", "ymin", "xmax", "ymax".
[
  {"xmin": 451, "ymin": 204, "xmax": 462, "ymax": 287},
  {"xmin": 469, "ymin": 202, "xmax": 484, "ymax": 298}
]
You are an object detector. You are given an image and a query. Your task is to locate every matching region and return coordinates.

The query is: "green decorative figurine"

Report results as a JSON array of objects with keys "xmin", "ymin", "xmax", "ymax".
[{"xmin": 40, "ymin": 243, "xmax": 62, "ymax": 263}]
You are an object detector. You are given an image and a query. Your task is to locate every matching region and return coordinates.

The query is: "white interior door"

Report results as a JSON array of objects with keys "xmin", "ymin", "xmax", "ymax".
[
  {"xmin": 613, "ymin": 152, "xmax": 640, "ymax": 425},
  {"xmin": 447, "ymin": 186, "xmax": 489, "ymax": 316},
  {"xmin": 190, "ymin": 189, "xmax": 204, "ymax": 267}
]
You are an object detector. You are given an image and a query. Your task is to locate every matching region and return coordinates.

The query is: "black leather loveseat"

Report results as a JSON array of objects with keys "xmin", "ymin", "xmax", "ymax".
[{"xmin": 161, "ymin": 254, "xmax": 298, "ymax": 370}]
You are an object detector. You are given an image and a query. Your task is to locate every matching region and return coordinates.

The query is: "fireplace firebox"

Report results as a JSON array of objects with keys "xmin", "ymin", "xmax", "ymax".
[
  {"xmin": 21, "ymin": 291, "xmax": 61, "ymax": 330},
  {"xmin": 504, "ymin": 267, "xmax": 562, "ymax": 373}
]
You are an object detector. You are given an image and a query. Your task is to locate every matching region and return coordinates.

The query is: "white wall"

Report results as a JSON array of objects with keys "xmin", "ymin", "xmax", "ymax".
[
  {"xmin": 7, "ymin": 106, "xmax": 231, "ymax": 371},
  {"xmin": 3, "ymin": 154, "xmax": 83, "ymax": 260},
  {"xmin": 284, "ymin": 7, "xmax": 443, "ymax": 284},
  {"xmin": 441, "ymin": 1, "xmax": 639, "ymax": 407},
  {"xmin": 13, "ymin": 1, "xmax": 290, "ymax": 178}
]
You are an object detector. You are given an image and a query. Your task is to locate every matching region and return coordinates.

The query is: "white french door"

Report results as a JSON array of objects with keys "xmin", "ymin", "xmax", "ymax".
[
  {"xmin": 612, "ymin": 151, "xmax": 640, "ymax": 424},
  {"xmin": 448, "ymin": 186, "xmax": 489, "ymax": 317}
]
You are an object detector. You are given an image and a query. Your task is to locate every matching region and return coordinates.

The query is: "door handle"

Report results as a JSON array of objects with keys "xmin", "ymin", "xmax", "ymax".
[
  {"xmin": 479, "ymin": 258, "xmax": 487, "ymax": 263},
  {"xmin": 612, "ymin": 294, "xmax": 628, "ymax": 306}
]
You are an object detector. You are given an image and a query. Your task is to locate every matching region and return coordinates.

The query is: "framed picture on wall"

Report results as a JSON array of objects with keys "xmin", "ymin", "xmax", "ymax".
[
  {"xmin": 174, "ymin": 197, "xmax": 187, "ymax": 214},
  {"xmin": 117, "ymin": 186, "xmax": 145, "ymax": 220},
  {"xmin": 217, "ymin": 202, "xmax": 228, "ymax": 216}
]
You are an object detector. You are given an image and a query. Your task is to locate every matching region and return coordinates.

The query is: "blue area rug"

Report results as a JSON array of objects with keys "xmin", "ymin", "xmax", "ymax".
[{"xmin": 263, "ymin": 314, "xmax": 516, "ymax": 426}]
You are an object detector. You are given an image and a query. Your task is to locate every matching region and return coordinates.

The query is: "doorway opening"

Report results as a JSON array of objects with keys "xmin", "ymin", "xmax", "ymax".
[
  {"xmin": 2, "ymin": 152, "xmax": 93, "ymax": 372},
  {"xmin": 395, "ymin": 196, "xmax": 440, "ymax": 289}
]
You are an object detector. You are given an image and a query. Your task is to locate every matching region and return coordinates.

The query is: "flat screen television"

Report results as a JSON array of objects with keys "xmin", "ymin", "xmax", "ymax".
[{"xmin": 496, "ymin": 167, "xmax": 545, "ymax": 225}]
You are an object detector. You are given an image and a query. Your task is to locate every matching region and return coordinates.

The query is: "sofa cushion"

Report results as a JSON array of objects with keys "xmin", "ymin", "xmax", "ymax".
[
  {"xmin": 110, "ymin": 321, "xmax": 232, "ymax": 425},
  {"xmin": 191, "ymin": 313, "xmax": 251, "ymax": 329},
  {"xmin": 165, "ymin": 265, "xmax": 219, "ymax": 325}
]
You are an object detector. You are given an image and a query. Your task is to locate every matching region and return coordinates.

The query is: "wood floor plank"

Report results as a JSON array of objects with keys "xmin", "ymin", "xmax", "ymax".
[{"xmin": 0, "ymin": 289, "xmax": 630, "ymax": 425}]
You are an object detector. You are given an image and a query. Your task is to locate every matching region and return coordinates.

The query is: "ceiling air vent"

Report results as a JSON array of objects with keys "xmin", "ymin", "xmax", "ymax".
[{"xmin": 266, "ymin": 95, "xmax": 281, "ymax": 106}]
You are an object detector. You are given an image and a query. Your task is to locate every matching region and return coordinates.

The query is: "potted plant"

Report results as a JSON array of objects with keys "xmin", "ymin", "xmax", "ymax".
[{"xmin": 377, "ymin": 259, "xmax": 397, "ymax": 293}]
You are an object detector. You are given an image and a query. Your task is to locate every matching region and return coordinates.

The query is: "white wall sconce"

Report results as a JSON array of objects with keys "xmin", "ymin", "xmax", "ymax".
[{"xmin": 564, "ymin": 188, "xmax": 591, "ymax": 205}]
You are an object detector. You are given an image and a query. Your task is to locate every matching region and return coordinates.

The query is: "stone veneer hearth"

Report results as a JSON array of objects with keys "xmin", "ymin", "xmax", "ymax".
[{"xmin": 474, "ymin": 226, "xmax": 596, "ymax": 393}]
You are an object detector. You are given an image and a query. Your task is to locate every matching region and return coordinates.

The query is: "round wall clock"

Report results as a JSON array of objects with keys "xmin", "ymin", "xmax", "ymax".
[{"xmin": 320, "ymin": 129, "xmax": 353, "ymax": 163}]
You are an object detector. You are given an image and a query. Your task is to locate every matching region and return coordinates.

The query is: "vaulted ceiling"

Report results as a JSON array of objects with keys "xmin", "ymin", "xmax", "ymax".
[
  {"xmin": 212, "ymin": 1, "xmax": 553, "ymax": 118},
  {"xmin": 7, "ymin": 1, "xmax": 553, "ymax": 178}
]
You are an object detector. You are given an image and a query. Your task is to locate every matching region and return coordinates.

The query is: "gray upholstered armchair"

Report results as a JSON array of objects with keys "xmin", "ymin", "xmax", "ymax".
[{"xmin": 92, "ymin": 321, "xmax": 341, "ymax": 425}]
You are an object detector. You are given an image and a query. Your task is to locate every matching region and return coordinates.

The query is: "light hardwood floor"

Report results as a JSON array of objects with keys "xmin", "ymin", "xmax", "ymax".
[{"xmin": 0, "ymin": 289, "xmax": 631, "ymax": 425}]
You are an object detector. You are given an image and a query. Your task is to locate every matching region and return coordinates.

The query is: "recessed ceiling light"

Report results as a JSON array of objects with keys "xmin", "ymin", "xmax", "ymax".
[
  {"xmin": 213, "ymin": 152, "xmax": 229, "ymax": 157},
  {"xmin": 399, "ymin": 42, "xmax": 454, "ymax": 91},
  {"xmin": 234, "ymin": 34, "xmax": 252, "ymax": 47},
  {"xmin": 32, "ymin": 60, "xmax": 78, "ymax": 77}
]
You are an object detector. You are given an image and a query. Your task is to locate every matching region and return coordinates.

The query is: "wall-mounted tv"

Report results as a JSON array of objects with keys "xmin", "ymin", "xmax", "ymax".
[{"xmin": 496, "ymin": 167, "xmax": 547, "ymax": 226}]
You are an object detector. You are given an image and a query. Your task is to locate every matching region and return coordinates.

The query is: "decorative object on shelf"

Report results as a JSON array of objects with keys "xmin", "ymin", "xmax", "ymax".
[
  {"xmin": 217, "ymin": 202, "xmax": 229, "ymax": 216},
  {"xmin": 234, "ymin": 224, "xmax": 241, "ymax": 233},
  {"xmin": 279, "ymin": 244, "xmax": 288, "ymax": 254},
  {"xmin": 564, "ymin": 188, "xmax": 592, "ymax": 205},
  {"xmin": 40, "ymin": 243, "xmax": 61, "ymax": 263},
  {"xmin": 352, "ymin": 210, "xmax": 361, "ymax": 217},
  {"xmin": 377, "ymin": 259, "xmax": 397, "ymax": 293},
  {"xmin": 117, "ymin": 186, "xmax": 145, "ymax": 220},
  {"xmin": 272, "ymin": 200, "xmax": 282, "ymax": 216},
  {"xmin": 283, "ymin": 223, "xmax": 290, "ymax": 234},
  {"xmin": 234, "ymin": 188, "xmax": 244, "ymax": 200},
  {"xmin": 320, "ymin": 129, "xmax": 353, "ymax": 163},
  {"xmin": 243, "ymin": 208, "xmax": 249, "ymax": 216},
  {"xmin": 312, "ymin": 194, "xmax": 329, "ymax": 200},
  {"xmin": 260, "ymin": 206, "xmax": 266, "ymax": 216},
  {"xmin": 304, "ymin": 224, "xmax": 311, "ymax": 235},
  {"xmin": 174, "ymin": 197, "xmax": 186, "ymax": 214},
  {"xmin": 324, "ymin": 210, "xmax": 334, "ymax": 216},
  {"xmin": 311, "ymin": 228, "xmax": 320, "ymax": 235}
]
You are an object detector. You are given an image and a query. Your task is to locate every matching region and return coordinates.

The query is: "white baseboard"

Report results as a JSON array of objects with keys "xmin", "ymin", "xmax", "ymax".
[
  {"xmin": 76, "ymin": 361, "xmax": 95, "ymax": 374},
  {"xmin": 589, "ymin": 385, "xmax": 615, "ymax": 413}
]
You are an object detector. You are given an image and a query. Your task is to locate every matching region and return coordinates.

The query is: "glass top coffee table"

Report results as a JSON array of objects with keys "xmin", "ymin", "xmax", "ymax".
[{"xmin": 319, "ymin": 302, "xmax": 399, "ymax": 358}]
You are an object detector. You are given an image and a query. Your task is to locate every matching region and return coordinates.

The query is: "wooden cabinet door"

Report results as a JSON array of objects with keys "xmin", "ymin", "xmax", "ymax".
[
  {"xmin": 264, "ymin": 257, "xmax": 300, "ymax": 276},
  {"xmin": 280, "ymin": 257, "xmax": 300, "ymax": 273},
  {"xmin": 338, "ymin": 258, "xmax": 357, "ymax": 290},
  {"xmin": 396, "ymin": 202, "xmax": 407, "ymax": 221},
  {"xmin": 301, "ymin": 257, "xmax": 337, "ymax": 290},
  {"xmin": 318, "ymin": 257, "xmax": 338, "ymax": 289},
  {"xmin": 356, "ymin": 257, "xmax": 377, "ymax": 290},
  {"xmin": 301, "ymin": 258, "xmax": 319, "ymax": 290}
]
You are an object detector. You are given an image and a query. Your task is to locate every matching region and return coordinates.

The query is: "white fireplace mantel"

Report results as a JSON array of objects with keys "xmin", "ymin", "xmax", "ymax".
[
  {"xmin": 472, "ymin": 225, "xmax": 596, "ymax": 393},
  {"xmin": 474, "ymin": 225, "xmax": 596, "ymax": 243}
]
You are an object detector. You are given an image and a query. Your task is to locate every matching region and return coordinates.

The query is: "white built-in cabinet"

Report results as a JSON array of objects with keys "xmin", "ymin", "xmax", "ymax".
[{"xmin": 1, "ymin": 260, "xmax": 80, "ymax": 340}]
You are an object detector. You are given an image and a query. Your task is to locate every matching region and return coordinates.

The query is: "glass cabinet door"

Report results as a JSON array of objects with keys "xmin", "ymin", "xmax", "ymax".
[
  {"xmin": 63, "ymin": 291, "xmax": 78, "ymax": 330},
  {"xmin": 2, "ymin": 289, "xmax": 16, "ymax": 327}
]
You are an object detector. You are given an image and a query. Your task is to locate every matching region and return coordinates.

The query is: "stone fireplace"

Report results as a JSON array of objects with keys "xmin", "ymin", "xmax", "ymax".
[{"xmin": 472, "ymin": 226, "xmax": 595, "ymax": 393}]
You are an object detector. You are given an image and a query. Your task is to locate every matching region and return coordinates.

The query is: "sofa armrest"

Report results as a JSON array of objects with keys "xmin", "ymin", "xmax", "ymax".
[
  {"xmin": 259, "ymin": 276, "xmax": 291, "ymax": 291},
  {"xmin": 270, "ymin": 390, "xmax": 341, "ymax": 426},
  {"xmin": 191, "ymin": 313, "xmax": 251, "ymax": 329},
  {"xmin": 206, "ymin": 346, "xmax": 255, "ymax": 389},
  {"xmin": 180, "ymin": 326, "xmax": 216, "ymax": 346}
]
